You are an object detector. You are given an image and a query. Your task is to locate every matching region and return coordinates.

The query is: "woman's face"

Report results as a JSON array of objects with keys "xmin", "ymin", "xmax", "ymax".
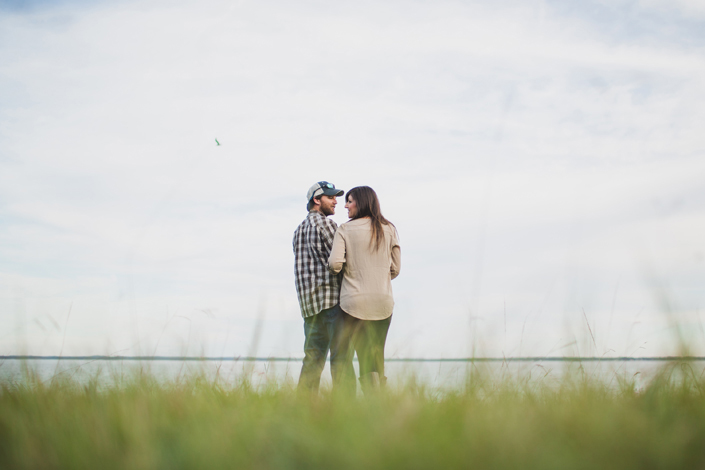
[{"xmin": 345, "ymin": 195, "xmax": 358, "ymax": 218}]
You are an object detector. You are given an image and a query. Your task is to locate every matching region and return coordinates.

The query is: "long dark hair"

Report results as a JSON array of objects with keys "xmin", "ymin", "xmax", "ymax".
[{"xmin": 346, "ymin": 186, "xmax": 395, "ymax": 252}]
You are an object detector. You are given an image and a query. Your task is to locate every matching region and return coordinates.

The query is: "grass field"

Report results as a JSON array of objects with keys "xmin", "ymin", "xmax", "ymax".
[{"xmin": 1, "ymin": 362, "xmax": 705, "ymax": 469}]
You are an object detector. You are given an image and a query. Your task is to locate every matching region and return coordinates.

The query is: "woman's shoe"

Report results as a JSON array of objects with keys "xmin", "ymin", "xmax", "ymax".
[{"xmin": 359, "ymin": 372, "xmax": 381, "ymax": 395}]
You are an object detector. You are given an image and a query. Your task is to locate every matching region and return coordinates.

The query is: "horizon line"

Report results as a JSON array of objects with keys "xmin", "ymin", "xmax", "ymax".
[{"xmin": 2, "ymin": 355, "xmax": 705, "ymax": 362}]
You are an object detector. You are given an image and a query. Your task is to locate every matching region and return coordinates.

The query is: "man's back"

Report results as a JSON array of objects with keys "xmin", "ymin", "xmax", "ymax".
[{"xmin": 293, "ymin": 210, "xmax": 341, "ymax": 318}]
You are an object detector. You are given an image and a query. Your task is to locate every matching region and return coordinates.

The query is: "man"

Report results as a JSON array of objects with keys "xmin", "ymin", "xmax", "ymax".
[{"xmin": 293, "ymin": 181, "xmax": 355, "ymax": 394}]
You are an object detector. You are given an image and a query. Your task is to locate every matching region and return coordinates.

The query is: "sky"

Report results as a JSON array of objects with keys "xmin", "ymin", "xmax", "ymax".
[{"xmin": 1, "ymin": 0, "xmax": 704, "ymax": 359}]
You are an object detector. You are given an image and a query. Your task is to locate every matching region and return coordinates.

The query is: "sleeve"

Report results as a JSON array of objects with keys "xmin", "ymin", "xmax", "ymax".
[
  {"xmin": 319, "ymin": 218, "xmax": 337, "ymax": 249},
  {"xmin": 328, "ymin": 226, "xmax": 346, "ymax": 274},
  {"xmin": 390, "ymin": 229, "xmax": 401, "ymax": 280},
  {"xmin": 311, "ymin": 218, "xmax": 337, "ymax": 264}
]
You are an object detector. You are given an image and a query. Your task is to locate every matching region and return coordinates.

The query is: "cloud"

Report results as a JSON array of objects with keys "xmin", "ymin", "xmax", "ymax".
[{"xmin": 1, "ymin": 0, "xmax": 704, "ymax": 358}]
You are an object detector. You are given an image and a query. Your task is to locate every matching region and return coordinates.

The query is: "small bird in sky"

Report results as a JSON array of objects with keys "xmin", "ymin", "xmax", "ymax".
[{"xmin": 215, "ymin": 138, "xmax": 221, "ymax": 146}]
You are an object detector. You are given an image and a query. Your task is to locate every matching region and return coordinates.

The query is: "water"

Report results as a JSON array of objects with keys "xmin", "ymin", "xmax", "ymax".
[{"xmin": 3, "ymin": 357, "xmax": 702, "ymax": 391}]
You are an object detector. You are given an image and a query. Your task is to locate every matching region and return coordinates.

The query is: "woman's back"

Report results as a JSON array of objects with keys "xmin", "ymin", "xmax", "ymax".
[{"xmin": 329, "ymin": 218, "xmax": 400, "ymax": 320}]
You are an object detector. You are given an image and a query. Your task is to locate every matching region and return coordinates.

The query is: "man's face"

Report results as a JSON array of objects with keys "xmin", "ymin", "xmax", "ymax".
[{"xmin": 317, "ymin": 195, "xmax": 337, "ymax": 216}]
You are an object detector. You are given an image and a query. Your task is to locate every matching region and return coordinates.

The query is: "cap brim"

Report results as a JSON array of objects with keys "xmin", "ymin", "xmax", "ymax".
[{"xmin": 321, "ymin": 188, "xmax": 344, "ymax": 197}]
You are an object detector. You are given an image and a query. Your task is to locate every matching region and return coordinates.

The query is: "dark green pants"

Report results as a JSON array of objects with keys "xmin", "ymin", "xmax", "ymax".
[
  {"xmin": 298, "ymin": 304, "xmax": 356, "ymax": 394},
  {"xmin": 338, "ymin": 310, "xmax": 392, "ymax": 380}
]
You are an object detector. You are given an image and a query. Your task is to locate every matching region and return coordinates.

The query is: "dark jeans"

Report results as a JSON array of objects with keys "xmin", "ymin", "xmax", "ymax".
[
  {"xmin": 338, "ymin": 310, "xmax": 392, "ymax": 381},
  {"xmin": 298, "ymin": 304, "xmax": 356, "ymax": 394}
]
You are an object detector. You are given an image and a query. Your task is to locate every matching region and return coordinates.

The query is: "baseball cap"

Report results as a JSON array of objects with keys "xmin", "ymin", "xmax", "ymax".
[{"xmin": 306, "ymin": 181, "xmax": 344, "ymax": 209}]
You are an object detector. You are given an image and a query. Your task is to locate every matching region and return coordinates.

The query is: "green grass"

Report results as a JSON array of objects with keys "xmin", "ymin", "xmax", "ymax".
[{"xmin": 1, "ymin": 363, "xmax": 705, "ymax": 469}]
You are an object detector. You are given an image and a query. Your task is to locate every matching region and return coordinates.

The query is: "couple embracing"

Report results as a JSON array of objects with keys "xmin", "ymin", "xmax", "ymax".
[{"xmin": 293, "ymin": 181, "xmax": 401, "ymax": 395}]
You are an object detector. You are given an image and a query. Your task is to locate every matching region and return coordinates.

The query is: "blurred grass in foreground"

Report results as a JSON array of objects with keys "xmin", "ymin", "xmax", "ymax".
[{"xmin": 1, "ymin": 362, "xmax": 705, "ymax": 469}]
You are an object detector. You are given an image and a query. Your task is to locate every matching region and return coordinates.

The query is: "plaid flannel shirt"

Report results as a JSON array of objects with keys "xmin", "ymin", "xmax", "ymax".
[{"xmin": 293, "ymin": 210, "xmax": 341, "ymax": 318}]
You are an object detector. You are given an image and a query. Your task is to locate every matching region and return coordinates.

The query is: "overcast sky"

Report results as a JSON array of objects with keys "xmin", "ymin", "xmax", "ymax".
[{"xmin": 1, "ymin": 0, "xmax": 704, "ymax": 359}]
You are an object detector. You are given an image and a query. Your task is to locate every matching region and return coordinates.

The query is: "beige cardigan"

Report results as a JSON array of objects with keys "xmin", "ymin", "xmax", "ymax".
[{"xmin": 328, "ymin": 218, "xmax": 401, "ymax": 320}]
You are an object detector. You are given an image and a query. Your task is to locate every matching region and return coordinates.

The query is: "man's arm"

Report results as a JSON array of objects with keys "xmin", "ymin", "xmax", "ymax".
[
  {"xmin": 308, "ymin": 217, "xmax": 337, "ymax": 266},
  {"xmin": 319, "ymin": 217, "xmax": 337, "ymax": 251}
]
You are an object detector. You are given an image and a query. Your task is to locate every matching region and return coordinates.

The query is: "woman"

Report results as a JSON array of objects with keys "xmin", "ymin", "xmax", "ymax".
[{"xmin": 328, "ymin": 186, "xmax": 401, "ymax": 393}]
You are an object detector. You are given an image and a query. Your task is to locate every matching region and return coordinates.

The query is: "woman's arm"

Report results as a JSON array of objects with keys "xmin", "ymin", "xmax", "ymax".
[
  {"xmin": 328, "ymin": 227, "xmax": 346, "ymax": 274},
  {"xmin": 390, "ymin": 245, "xmax": 401, "ymax": 279},
  {"xmin": 390, "ymin": 230, "xmax": 401, "ymax": 279}
]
